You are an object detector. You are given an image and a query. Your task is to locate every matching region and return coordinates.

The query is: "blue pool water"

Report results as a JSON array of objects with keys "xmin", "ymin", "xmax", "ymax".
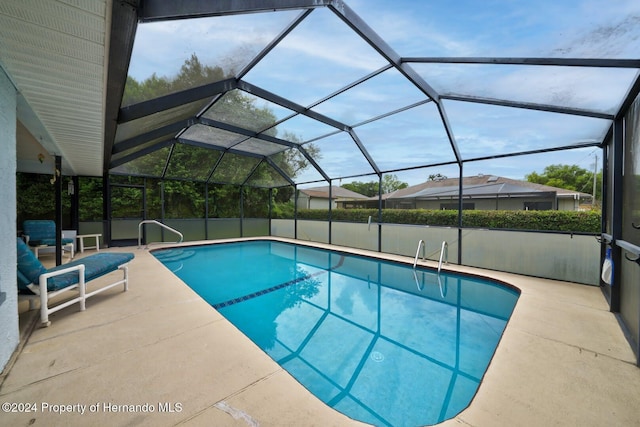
[{"xmin": 153, "ymin": 240, "xmax": 519, "ymax": 426}]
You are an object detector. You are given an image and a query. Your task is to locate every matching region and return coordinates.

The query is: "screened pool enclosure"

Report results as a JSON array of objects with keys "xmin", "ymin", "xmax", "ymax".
[
  {"xmin": 3, "ymin": 0, "xmax": 640, "ymax": 364},
  {"xmin": 110, "ymin": 1, "xmax": 637, "ymax": 189}
]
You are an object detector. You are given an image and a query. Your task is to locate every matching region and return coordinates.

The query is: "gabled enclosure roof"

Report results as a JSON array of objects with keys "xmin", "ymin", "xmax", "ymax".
[{"xmin": 4, "ymin": 0, "xmax": 640, "ymax": 186}]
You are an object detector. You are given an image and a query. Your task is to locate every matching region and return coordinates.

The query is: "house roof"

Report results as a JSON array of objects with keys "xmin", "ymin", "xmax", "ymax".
[
  {"xmin": 381, "ymin": 175, "xmax": 591, "ymax": 200},
  {"xmin": 299, "ymin": 186, "xmax": 368, "ymax": 200}
]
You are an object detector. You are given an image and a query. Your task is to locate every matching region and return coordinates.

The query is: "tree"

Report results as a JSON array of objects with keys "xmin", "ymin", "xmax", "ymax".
[
  {"xmin": 341, "ymin": 174, "xmax": 408, "ymax": 196},
  {"xmin": 526, "ymin": 164, "xmax": 602, "ymax": 202},
  {"xmin": 16, "ymin": 172, "xmax": 67, "ymax": 227},
  {"xmin": 341, "ymin": 181, "xmax": 379, "ymax": 197},
  {"xmin": 382, "ymin": 174, "xmax": 408, "ymax": 194},
  {"xmin": 428, "ymin": 173, "xmax": 447, "ymax": 181},
  {"xmin": 119, "ymin": 53, "xmax": 320, "ymax": 218},
  {"xmin": 78, "ymin": 177, "xmax": 104, "ymax": 220},
  {"xmin": 122, "ymin": 54, "xmax": 226, "ymax": 105}
]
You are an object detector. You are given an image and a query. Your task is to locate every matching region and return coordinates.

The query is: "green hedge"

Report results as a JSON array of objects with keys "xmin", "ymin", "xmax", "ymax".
[{"xmin": 275, "ymin": 208, "xmax": 601, "ymax": 233}]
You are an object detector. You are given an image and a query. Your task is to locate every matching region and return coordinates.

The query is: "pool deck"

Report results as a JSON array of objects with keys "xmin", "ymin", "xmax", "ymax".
[{"xmin": 1, "ymin": 237, "xmax": 639, "ymax": 427}]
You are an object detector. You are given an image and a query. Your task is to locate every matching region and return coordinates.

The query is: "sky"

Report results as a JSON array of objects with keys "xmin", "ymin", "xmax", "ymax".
[{"xmin": 125, "ymin": 0, "xmax": 640, "ymax": 187}]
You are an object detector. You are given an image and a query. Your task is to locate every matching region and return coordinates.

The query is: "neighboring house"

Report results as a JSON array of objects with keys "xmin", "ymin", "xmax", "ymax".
[
  {"xmin": 294, "ymin": 186, "xmax": 369, "ymax": 209},
  {"xmin": 338, "ymin": 175, "xmax": 592, "ymax": 211}
]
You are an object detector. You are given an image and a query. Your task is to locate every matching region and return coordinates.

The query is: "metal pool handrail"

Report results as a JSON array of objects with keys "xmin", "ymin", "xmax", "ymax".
[
  {"xmin": 413, "ymin": 265, "xmax": 447, "ymax": 298},
  {"xmin": 138, "ymin": 220, "xmax": 183, "ymax": 249},
  {"xmin": 438, "ymin": 241, "xmax": 448, "ymax": 275},
  {"xmin": 413, "ymin": 269, "xmax": 424, "ymax": 291},
  {"xmin": 413, "ymin": 240, "xmax": 425, "ymax": 269}
]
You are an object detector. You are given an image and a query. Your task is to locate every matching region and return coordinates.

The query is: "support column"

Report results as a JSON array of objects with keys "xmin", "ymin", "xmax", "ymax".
[
  {"xmin": 103, "ymin": 173, "xmax": 111, "ymax": 248},
  {"xmin": 55, "ymin": 155, "xmax": 63, "ymax": 266},
  {"xmin": 268, "ymin": 188, "xmax": 273, "ymax": 237},
  {"xmin": 378, "ymin": 174, "xmax": 383, "ymax": 252},
  {"xmin": 328, "ymin": 181, "xmax": 332, "ymax": 244},
  {"xmin": 294, "ymin": 185, "xmax": 298, "ymax": 239},
  {"xmin": 205, "ymin": 182, "xmax": 209, "ymax": 239},
  {"xmin": 610, "ymin": 118, "xmax": 624, "ymax": 312},
  {"xmin": 457, "ymin": 164, "xmax": 464, "ymax": 265},
  {"xmin": 240, "ymin": 186, "xmax": 244, "ymax": 237},
  {"xmin": 70, "ymin": 175, "xmax": 79, "ymax": 231}
]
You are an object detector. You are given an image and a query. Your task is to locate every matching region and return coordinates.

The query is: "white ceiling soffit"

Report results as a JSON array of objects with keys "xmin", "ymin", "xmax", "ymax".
[{"xmin": 0, "ymin": 0, "xmax": 109, "ymax": 176}]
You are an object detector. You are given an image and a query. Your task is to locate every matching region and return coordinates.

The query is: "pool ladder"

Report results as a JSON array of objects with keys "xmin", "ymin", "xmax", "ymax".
[
  {"xmin": 413, "ymin": 240, "xmax": 449, "ymax": 298},
  {"xmin": 413, "ymin": 269, "xmax": 447, "ymax": 297},
  {"xmin": 413, "ymin": 240, "xmax": 448, "ymax": 273}
]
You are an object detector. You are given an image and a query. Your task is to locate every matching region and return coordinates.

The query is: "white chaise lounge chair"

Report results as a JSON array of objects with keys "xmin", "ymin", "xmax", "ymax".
[{"xmin": 16, "ymin": 237, "xmax": 134, "ymax": 327}]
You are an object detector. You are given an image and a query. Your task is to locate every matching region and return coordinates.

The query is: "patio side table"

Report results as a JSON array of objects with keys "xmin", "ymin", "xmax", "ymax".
[{"xmin": 76, "ymin": 233, "xmax": 102, "ymax": 253}]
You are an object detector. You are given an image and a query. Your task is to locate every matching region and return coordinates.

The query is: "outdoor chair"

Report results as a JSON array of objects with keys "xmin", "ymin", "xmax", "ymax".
[
  {"xmin": 22, "ymin": 220, "xmax": 75, "ymax": 259},
  {"xmin": 16, "ymin": 237, "xmax": 134, "ymax": 327}
]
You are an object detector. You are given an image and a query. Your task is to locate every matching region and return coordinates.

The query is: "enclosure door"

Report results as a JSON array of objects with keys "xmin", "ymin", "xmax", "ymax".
[{"xmin": 110, "ymin": 184, "xmax": 146, "ymax": 246}]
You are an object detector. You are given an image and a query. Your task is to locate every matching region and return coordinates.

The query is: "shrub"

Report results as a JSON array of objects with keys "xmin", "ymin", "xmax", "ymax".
[{"xmin": 275, "ymin": 208, "xmax": 600, "ymax": 233}]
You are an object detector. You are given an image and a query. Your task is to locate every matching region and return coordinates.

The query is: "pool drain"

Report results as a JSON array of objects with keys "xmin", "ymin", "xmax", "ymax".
[{"xmin": 370, "ymin": 351, "xmax": 384, "ymax": 362}]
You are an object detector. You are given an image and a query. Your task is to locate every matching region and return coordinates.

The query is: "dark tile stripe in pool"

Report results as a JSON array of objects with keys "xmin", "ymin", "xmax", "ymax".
[{"xmin": 211, "ymin": 255, "xmax": 345, "ymax": 310}]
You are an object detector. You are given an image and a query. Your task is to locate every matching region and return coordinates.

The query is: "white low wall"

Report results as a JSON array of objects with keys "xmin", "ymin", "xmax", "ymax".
[
  {"xmin": 271, "ymin": 219, "xmax": 295, "ymax": 239},
  {"xmin": 297, "ymin": 220, "xmax": 330, "ymax": 244},
  {"xmin": 271, "ymin": 220, "xmax": 600, "ymax": 285},
  {"xmin": 461, "ymin": 229, "xmax": 599, "ymax": 285},
  {"xmin": 332, "ymin": 221, "xmax": 379, "ymax": 252}
]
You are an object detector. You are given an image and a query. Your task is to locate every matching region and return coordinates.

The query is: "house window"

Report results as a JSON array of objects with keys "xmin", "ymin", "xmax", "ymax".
[
  {"xmin": 524, "ymin": 201, "xmax": 553, "ymax": 210},
  {"xmin": 395, "ymin": 202, "xmax": 415, "ymax": 209},
  {"xmin": 440, "ymin": 203, "xmax": 475, "ymax": 210}
]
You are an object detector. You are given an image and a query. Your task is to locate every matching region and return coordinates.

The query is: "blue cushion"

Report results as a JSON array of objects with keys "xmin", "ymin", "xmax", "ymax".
[
  {"xmin": 44, "ymin": 253, "xmax": 135, "ymax": 291},
  {"xmin": 16, "ymin": 238, "xmax": 47, "ymax": 292},
  {"xmin": 23, "ymin": 220, "xmax": 55, "ymax": 241},
  {"xmin": 17, "ymin": 237, "xmax": 134, "ymax": 293},
  {"xmin": 23, "ymin": 220, "xmax": 73, "ymax": 246}
]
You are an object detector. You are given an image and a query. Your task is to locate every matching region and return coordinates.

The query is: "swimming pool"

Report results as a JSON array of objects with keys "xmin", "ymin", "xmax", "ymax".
[{"xmin": 153, "ymin": 240, "xmax": 519, "ymax": 426}]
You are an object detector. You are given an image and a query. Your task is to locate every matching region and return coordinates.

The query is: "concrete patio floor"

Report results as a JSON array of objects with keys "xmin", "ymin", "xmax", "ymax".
[{"xmin": 1, "ymin": 237, "xmax": 639, "ymax": 427}]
